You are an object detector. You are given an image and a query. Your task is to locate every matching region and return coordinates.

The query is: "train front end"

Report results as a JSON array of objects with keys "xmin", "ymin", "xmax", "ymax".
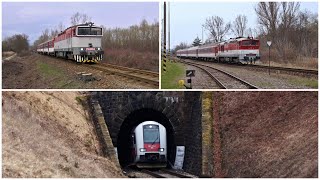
[
  {"xmin": 134, "ymin": 121, "xmax": 167, "ymax": 168},
  {"xmin": 238, "ymin": 38, "xmax": 260, "ymax": 64},
  {"xmin": 73, "ymin": 23, "xmax": 104, "ymax": 63}
]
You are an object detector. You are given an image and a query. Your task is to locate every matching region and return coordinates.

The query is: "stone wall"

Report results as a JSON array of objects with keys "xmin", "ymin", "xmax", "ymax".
[
  {"xmin": 93, "ymin": 91, "xmax": 204, "ymax": 175},
  {"xmin": 182, "ymin": 92, "xmax": 203, "ymax": 176}
]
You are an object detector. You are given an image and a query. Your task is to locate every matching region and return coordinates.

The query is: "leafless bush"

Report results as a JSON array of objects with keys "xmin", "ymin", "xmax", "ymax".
[
  {"xmin": 256, "ymin": 2, "xmax": 318, "ymax": 64},
  {"xmin": 2, "ymin": 34, "xmax": 29, "ymax": 53},
  {"xmin": 102, "ymin": 19, "xmax": 159, "ymax": 53}
]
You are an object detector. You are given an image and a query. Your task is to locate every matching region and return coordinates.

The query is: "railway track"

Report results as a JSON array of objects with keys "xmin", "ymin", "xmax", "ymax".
[
  {"xmin": 244, "ymin": 64, "xmax": 318, "ymax": 77},
  {"xmin": 181, "ymin": 58, "xmax": 317, "ymax": 78},
  {"xmin": 100, "ymin": 63, "xmax": 159, "ymax": 78},
  {"xmin": 36, "ymin": 53, "xmax": 159, "ymax": 88},
  {"xmin": 141, "ymin": 169, "xmax": 193, "ymax": 178},
  {"xmin": 180, "ymin": 60, "xmax": 258, "ymax": 89},
  {"xmin": 88, "ymin": 63, "xmax": 159, "ymax": 88}
]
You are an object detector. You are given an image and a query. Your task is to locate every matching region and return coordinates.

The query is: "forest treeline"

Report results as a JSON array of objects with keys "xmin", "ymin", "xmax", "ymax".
[
  {"xmin": 2, "ymin": 34, "xmax": 29, "ymax": 54},
  {"xmin": 2, "ymin": 12, "xmax": 159, "ymax": 54},
  {"xmin": 102, "ymin": 20, "xmax": 159, "ymax": 53}
]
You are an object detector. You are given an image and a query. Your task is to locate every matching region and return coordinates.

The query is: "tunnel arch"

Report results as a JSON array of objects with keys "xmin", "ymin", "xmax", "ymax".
[
  {"xmin": 117, "ymin": 108, "xmax": 177, "ymax": 168},
  {"xmin": 105, "ymin": 92, "xmax": 182, "ymax": 168}
]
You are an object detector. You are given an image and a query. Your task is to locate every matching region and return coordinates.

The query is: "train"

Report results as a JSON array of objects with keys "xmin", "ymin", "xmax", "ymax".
[
  {"xmin": 36, "ymin": 22, "xmax": 104, "ymax": 63},
  {"xmin": 130, "ymin": 121, "xmax": 167, "ymax": 168},
  {"xmin": 177, "ymin": 37, "xmax": 260, "ymax": 64}
]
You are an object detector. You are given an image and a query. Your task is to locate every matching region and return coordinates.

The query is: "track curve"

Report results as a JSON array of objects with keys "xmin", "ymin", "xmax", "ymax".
[{"xmin": 181, "ymin": 60, "xmax": 258, "ymax": 89}]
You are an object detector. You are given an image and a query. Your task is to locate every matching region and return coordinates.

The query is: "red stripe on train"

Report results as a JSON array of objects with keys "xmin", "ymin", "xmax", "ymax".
[{"xmin": 144, "ymin": 143, "xmax": 160, "ymax": 152}]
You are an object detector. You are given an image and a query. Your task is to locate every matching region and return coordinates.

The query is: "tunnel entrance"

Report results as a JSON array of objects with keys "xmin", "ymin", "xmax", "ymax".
[{"xmin": 117, "ymin": 108, "xmax": 176, "ymax": 168}]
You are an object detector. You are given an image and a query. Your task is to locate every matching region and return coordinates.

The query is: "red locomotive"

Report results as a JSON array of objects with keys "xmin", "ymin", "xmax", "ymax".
[{"xmin": 177, "ymin": 37, "xmax": 260, "ymax": 64}]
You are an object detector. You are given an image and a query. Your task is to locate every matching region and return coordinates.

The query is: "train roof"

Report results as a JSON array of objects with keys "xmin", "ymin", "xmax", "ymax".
[
  {"xmin": 176, "ymin": 46, "xmax": 197, "ymax": 52},
  {"xmin": 137, "ymin": 121, "xmax": 163, "ymax": 126},
  {"xmin": 227, "ymin": 36, "xmax": 259, "ymax": 42},
  {"xmin": 177, "ymin": 37, "xmax": 259, "ymax": 52},
  {"xmin": 58, "ymin": 22, "xmax": 101, "ymax": 36},
  {"xmin": 38, "ymin": 38, "xmax": 54, "ymax": 46}
]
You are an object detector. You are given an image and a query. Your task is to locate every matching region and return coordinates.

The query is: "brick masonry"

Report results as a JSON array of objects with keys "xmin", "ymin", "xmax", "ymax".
[{"xmin": 90, "ymin": 91, "xmax": 212, "ymax": 176}]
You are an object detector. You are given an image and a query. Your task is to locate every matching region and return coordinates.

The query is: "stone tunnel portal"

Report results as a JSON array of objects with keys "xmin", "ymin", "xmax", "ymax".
[{"xmin": 117, "ymin": 108, "xmax": 176, "ymax": 168}]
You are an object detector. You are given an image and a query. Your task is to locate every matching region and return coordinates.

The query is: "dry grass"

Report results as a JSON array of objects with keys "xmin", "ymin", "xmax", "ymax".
[
  {"xmin": 2, "ymin": 92, "xmax": 125, "ymax": 178},
  {"xmin": 259, "ymin": 49, "xmax": 318, "ymax": 70},
  {"xmin": 18, "ymin": 50, "xmax": 31, "ymax": 57},
  {"xmin": 2, "ymin": 51, "xmax": 15, "ymax": 58},
  {"xmin": 103, "ymin": 48, "xmax": 159, "ymax": 72},
  {"xmin": 218, "ymin": 92, "xmax": 318, "ymax": 178}
]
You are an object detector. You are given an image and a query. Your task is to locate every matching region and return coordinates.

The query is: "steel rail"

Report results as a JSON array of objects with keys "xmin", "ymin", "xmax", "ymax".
[{"xmin": 181, "ymin": 60, "xmax": 258, "ymax": 89}]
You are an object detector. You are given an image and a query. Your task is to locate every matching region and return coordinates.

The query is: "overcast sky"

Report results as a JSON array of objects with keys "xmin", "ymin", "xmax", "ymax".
[
  {"xmin": 2, "ymin": 2, "xmax": 159, "ymax": 43},
  {"xmin": 166, "ymin": 2, "xmax": 318, "ymax": 48}
]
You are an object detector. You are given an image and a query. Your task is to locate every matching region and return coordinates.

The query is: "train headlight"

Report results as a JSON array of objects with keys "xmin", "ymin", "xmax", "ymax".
[
  {"xmin": 80, "ymin": 48, "xmax": 84, "ymax": 51},
  {"xmin": 97, "ymin": 47, "xmax": 101, "ymax": 50},
  {"xmin": 159, "ymin": 148, "xmax": 164, "ymax": 152},
  {"xmin": 140, "ymin": 148, "xmax": 146, "ymax": 152}
]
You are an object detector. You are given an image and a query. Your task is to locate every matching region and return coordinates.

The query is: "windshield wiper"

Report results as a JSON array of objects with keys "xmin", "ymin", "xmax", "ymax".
[{"xmin": 151, "ymin": 134, "xmax": 159, "ymax": 145}]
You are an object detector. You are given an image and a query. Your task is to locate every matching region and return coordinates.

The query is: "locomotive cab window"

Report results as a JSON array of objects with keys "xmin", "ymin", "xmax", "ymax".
[
  {"xmin": 241, "ymin": 40, "xmax": 259, "ymax": 46},
  {"xmin": 143, "ymin": 125, "xmax": 160, "ymax": 143},
  {"xmin": 77, "ymin": 27, "xmax": 102, "ymax": 36}
]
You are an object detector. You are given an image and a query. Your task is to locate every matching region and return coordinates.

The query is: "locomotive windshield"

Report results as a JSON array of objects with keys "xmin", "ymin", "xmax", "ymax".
[
  {"xmin": 241, "ymin": 40, "xmax": 259, "ymax": 46},
  {"xmin": 143, "ymin": 124, "xmax": 160, "ymax": 143},
  {"xmin": 77, "ymin": 27, "xmax": 102, "ymax": 36}
]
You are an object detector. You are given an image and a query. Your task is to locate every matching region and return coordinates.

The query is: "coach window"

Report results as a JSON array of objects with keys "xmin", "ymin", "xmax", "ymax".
[{"xmin": 241, "ymin": 41, "xmax": 250, "ymax": 46}]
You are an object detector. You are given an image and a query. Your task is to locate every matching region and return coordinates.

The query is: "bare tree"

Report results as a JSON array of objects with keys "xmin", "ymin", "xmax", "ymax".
[
  {"xmin": 81, "ymin": 14, "xmax": 91, "ymax": 24},
  {"xmin": 57, "ymin": 22, "xmax": 65, "ymax": 32},
  {"xmin": 70, "ymin": 12, "xmax": 92, "ymax": 25},
  {"xmin": 173, "ymin": 42, "xmax": 188, "ymax": 54},
  {"xmin": 280, "ymin": 2, "xmax": 300, "ymax": 30},
  {"xmin": 2, "ymin": 34, "xmax": 29, "ymax": 53},
  {"xmin": 275, "ymin": 2, "xmax": 300, "ymax": 61},
  {"xmin": 204, "ymin": 16, "xmax": 231, "ymax": 42},
  {"xmin": 255, "ymin": 2, "xmax": 280, "ymax": 40},
  {"xmin": 246, "ymin": 27, "xmax": 259, "ymax": 38},
  {"xmin": 71, "ymin": 12, "xmax": 81, "ymax": 25},
  {"xmin": 102, "ymin": 19, "xmax": 159, "ymax": 53},
  {"xmin": 232, "ymin": 15, "xmax": 248, "ymax": 37}
]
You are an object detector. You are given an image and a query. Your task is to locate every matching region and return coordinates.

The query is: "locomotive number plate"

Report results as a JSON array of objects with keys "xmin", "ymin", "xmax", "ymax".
[{"xmin": 86, "ymin": 48, "xmax": 95, "ymax": 51}]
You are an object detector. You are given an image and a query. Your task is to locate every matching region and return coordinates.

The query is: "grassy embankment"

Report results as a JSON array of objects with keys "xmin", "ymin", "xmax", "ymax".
[
  {"xmin": 36, "ymin": 61, "xmax": 80, "ymax": 88},
  {"xmin": 288, "ymin": 77, "xmax": 318, "ymax": 89},
  {"xmin": 103, "ymin": 48, "xmax": 159, "ymax": 72},
  {"xmin": 161, "ymin": 60, "xmax": 185, "ymax": 89}
]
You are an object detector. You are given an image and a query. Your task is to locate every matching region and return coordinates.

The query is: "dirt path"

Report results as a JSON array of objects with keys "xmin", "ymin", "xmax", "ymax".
[{"xmin": 3, "ymin": 52, "xmax": 17, "ymax": 61}]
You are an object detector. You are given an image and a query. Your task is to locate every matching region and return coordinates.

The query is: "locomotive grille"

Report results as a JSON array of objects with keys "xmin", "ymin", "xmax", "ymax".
[{"xmin": 145, "ymin": 153, "xmax": 160, "ymax": 161}]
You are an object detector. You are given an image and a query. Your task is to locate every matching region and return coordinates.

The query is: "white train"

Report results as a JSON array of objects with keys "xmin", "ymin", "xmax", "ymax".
[
  {"xmin": 37, "ymin": 22, "xmax": 104, "ymax": 63},
  {"xmin": 130, "ymin": 121, "xmax": 167, "ymax": 168}
]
